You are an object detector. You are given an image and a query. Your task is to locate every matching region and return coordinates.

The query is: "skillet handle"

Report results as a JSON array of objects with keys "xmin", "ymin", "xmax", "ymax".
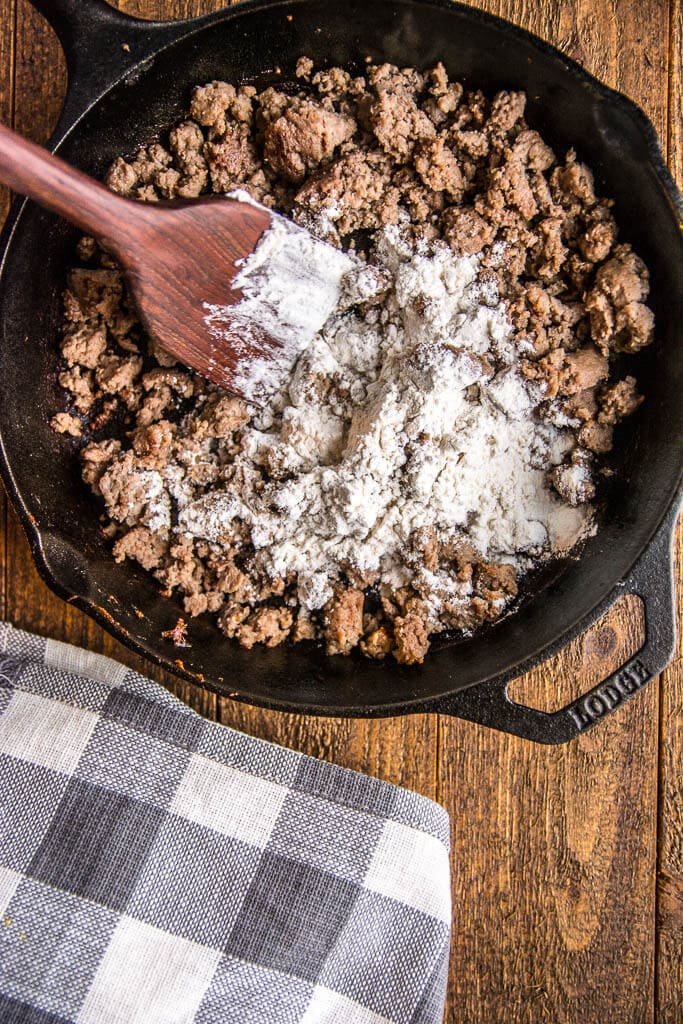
[
  {"xmin": 28, "ymin": 0, "xmax": 182, "ymax": 133},
  {"xmin": 437, "ymin": 506, "xmax": 680, "ymax": 744}
]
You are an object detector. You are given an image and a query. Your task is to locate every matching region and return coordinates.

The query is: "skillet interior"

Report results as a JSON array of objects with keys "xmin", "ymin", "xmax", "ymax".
[{"xmin": 0, "ymin": 0, "xmax": 681, "ymax": 714}]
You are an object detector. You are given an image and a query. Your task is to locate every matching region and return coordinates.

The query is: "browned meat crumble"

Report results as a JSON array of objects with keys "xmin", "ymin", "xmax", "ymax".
[{"xmin": 54, "ymin": 60, "xmax": 653, "ymax": 665}]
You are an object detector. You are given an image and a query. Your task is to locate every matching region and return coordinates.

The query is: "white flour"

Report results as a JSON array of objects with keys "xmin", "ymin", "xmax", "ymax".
[
  {"xmin": 203, "ymin": 191, "xmax": 355, "ymax": 405},
  {"xmin": 180, "ymin": 223, "xmax": 594, "ymax": 614}
]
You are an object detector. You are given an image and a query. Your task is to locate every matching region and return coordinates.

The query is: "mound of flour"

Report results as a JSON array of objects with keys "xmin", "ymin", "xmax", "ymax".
[{"xmin": 178, "ymin": 224, "xmax": 592, "ymax": 613}]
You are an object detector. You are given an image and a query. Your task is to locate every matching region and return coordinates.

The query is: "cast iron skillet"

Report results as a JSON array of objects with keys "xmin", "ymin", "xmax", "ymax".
[{"xmin": 0, "ymin": 0, "xmax": 681, "ymax": 743}]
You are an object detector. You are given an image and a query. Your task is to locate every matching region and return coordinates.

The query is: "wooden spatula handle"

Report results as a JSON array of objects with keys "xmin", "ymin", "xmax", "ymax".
[{"xmin": 0, "ymin": 122, "xmax": 140, "ymax": 249}]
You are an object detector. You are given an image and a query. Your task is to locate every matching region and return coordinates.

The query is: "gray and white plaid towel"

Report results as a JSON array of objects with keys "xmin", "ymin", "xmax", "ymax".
[{"xmin": 0, "ymin": 622, "xmax": 451, "ymax": 1024}]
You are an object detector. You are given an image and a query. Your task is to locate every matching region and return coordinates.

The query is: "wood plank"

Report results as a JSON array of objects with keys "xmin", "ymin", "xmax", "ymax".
[
  {"xmin": 657, "ymin": 522, "xmax": 683, "ymax": 1023},
  {"xmin": 439, "ymin": 0, "xmax": 669, "ymax": 1021},
  {"xmin": 441, "ymin": 619, "xmax": 659, "ymax": 1024},
  {"xmin": 656, "ymin": 3, "xmax": 682, "ymax": 1016}
]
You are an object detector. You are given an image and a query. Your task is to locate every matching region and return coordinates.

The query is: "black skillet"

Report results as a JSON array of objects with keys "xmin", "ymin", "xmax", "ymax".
[{"xmin": 0, "ymin": 0, "xmax": 681, "ymax": 743}]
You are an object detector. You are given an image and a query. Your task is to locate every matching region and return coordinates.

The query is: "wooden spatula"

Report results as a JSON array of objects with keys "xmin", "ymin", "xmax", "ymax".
[{"xmin": 0, "ymin": 123, "xmax": 352, "ymax": 404}]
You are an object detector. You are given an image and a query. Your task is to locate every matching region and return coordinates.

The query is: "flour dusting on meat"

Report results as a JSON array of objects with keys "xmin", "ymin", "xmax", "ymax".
[
  {"xmin": 52, "ymin": 59, "xmax": 653, "ymax": 664},
  {"xmin": 181, "ymin": 224, "xmax": 591, "ymax": 618}
]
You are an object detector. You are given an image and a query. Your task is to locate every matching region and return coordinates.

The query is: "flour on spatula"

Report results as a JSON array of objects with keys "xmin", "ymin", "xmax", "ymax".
[
  {"xmin": 203, "ymin": 190, "xmax": 355, "ymax": 404},
  {"xmin": 183, "ymin": 223, "xmax": 594, "ymax": 614}
]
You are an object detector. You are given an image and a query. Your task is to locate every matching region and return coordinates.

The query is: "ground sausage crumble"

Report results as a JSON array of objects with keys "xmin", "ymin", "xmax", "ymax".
[{"xmin": 53, "ymin": 59, "xmax": 654, "ymax": 664}]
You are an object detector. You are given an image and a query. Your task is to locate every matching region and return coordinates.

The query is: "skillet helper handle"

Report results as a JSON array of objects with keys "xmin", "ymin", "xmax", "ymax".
[
  {"xmin": 438, "ymin": 509, "xmax": 679, "ymax": 744},
  {"xmin": 0, "ymin": 123, "xmax": 136, "ymax": 253}
]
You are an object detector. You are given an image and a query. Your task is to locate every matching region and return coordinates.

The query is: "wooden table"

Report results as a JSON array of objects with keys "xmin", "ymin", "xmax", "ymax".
[{"xmin": 1, "ymin": 1, "xmax": 681, "ymax": 1021}]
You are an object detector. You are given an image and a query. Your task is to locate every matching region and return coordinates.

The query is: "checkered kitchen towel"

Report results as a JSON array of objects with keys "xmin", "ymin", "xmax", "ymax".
[{"xmin": 0, "ymin": 622, "xmax": 451, "ymax": 1024}]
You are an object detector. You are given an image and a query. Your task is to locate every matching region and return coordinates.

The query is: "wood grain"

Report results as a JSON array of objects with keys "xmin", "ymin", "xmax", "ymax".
[
  {"xmin": 441, "ymin": 625, "xmax": 661, "ymax": 1024},
  {"xmin": 118, "ymin": 0, "xmax": 229, "ymax": 20},
  {"xmin": 657, "ymin": 528, "xmax": 683, "ymax": 1020},
  {"xmin": 657, "ymin": 4, "xmax": 683, "ymax": 1018},
  {"xmin": 0, "ymin": 3, "xmax": 680, "ymax": 1024},
  {"xmin": 441, "ymin": 698, "xmax": 659, "ymax": 1024}
]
